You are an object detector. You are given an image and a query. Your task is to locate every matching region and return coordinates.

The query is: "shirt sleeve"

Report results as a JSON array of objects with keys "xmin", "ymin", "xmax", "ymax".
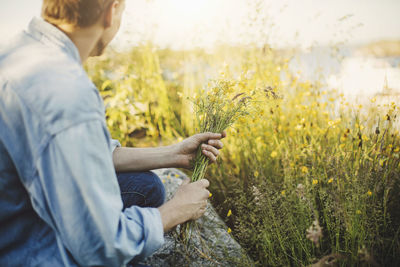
[
  {"xmin": 110, "ymin": 138, "xmax": 121, "ymax": 152},
  {"xmin": 31, "ymin": 120, "xmax": 164, "ymax": 267}
]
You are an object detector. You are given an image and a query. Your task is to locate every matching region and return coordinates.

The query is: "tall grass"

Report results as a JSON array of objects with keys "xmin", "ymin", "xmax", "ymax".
[{"xmin": 86, "ymin": 44, "xmax": 400, "ymax": 266}]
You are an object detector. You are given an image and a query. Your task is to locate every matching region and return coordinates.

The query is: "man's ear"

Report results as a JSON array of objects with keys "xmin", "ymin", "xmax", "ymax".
[{"xmin": 103, "ymin": 1, "xmax": 120, "ymax": 28}]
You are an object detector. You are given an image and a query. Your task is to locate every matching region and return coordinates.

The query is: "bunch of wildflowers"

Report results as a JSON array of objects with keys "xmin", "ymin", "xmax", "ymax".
[
  {"xmin": 191, "ymin": 79, "xmax": 251, "ymax": 182},
  {"xmin": 180, "ymin": 78, "xmax": 250, "ymax": 243}
]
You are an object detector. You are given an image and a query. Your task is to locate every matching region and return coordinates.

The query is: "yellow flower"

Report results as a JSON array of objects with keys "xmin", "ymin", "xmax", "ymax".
[
  {"xmin": 254, "ymin": 171, "xmax": 259, "ymax": 178},
  {"xmin": 227, "ymin": 209, "xmax": 232, "ymax": 217},
  {"xmin": 281, "ymin": 190, "xmax": 286, "ymax": 196},
  {"xmin": 379, "ymin": 159, "xmax": 385, "ymax": 167},
  {"xmin": 270, "ymin": 151, "xmax": 278, "ymax": 158},
  {"xmin": 367, "ymin": 190, "xmax": 372, "ymax": 196},
  {"xmin": 362, "ymin": 135, "xmax": 369, "ymax": 141},
  {"xmin": 238, "ymin": 117, "xmax": 246, "ymax": 124},
  {"xmin": 371, "ymin": 97, "xmax": 376, "ymax": 103},
  {"xmin": 355, "ymin": 123, "xmax": 365, "ymax": 130},
  {"xmin": 301, "ymin": 166, "xmax": 309, "ymax": 174},
  {"xmin": 356, "ymin": 210, "xmax": 361, "ymax": 215},
  {"xmin": 174, "ymin": 174, "xmax": 180, "ymax": 178},
  {"xmin": 223, "ymin": 85, "xmax": 234, "ymax": 94},
  {"xmin": 312, "ymin": 179, "xmax": 318, "ymax": 185},
  {"xmin": 209, "ymin": 193, "xmax": 213, "ymax": 198},
  {"xmin": 328, "ymin": 178, "xmax": 333, "ymax": 184},
  {"xmin": 227, "ymin": 228, "xmax": 232, "ymax": 234}
]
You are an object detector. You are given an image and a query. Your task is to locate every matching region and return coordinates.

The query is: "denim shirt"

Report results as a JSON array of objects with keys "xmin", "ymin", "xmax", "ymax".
[{"xmin": 0, "ymin": 18, "xmax": 164, "ymax": 266}]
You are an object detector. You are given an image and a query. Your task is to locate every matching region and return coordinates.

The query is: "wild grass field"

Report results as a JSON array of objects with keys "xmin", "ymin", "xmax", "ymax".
[{"xmin": 86, "ymin": 44, "xmax": 400, "ymax": 266}]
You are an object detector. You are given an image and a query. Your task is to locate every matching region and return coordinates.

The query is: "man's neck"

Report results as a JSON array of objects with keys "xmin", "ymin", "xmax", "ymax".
[{"xmin": 53, "ymin": 23, "xmax": 103, "ymax": 63}]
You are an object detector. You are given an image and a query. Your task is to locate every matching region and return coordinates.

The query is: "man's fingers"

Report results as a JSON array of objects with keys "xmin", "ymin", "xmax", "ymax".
[
  {"xmin": 196, "ymin": 132, "xmax": 222, "ymax": 143},
  {"xmin": 202, "ymin": 144, "xmax": 220, "ymax": 157},
  {"xmin": 202, "ymin": 150, "xmax": 217, "ymax": 163},
  {"xmin": 198, "ymin": 179, "xmax": 210, "ymax": 188},
  {"xmin": 200, "ymin": 200, "xmax": 208, "ymax": 210},
  {"xmin": 207, "ymin": 139, "xmax": 224, "ymax": 149},
  {"xmin": 221, "ymin": 131, "xmax": 227, "ymax": 138},
  {"xmin": 204, "ymin": 189, "xmax": 211, "ymax": 199}
]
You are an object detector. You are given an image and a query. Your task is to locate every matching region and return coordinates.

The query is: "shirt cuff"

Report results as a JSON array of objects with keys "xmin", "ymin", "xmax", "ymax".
[
  {"xmin": 110, "ymin": 139, "xmax": 121, "ymax": 152},
  {"xmin": 125, "ymin": 207, "xmax": 165, "ymax": 261}
]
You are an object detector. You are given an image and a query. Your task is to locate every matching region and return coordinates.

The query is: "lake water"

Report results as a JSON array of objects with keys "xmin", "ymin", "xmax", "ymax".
[{"xmin": 289, "ymin": 46, "xmax": 400, "ymax": 102}]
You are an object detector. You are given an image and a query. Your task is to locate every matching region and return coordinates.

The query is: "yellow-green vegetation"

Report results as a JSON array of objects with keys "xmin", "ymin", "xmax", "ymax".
[
  {"xmin": 191, "ymin": 78, "xmax": 251, "ymax": 183},
  {"xmin": 181, "ymin": 78, "xmax": 252, "ymax": 244},
  {"xmin": 86, "ymin": 44, "xmax": 400, "ymax": 266}
]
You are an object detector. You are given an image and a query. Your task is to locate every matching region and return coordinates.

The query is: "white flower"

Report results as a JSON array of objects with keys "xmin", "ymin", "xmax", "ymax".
[
  {"xmin": 252, "ymin": 185, "xmax": 262, "ymax": 205},
  {"xmin": 296, "ymin": 183, "xmax": 306, "ymax": 200},
  {"xmin": 306, "ymin": 219, "xmax": 323, "ymax": 247}
]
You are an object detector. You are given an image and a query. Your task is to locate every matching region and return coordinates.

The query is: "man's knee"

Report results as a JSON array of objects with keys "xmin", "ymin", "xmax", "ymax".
[
  {"xmin": 144, "ymin": 171, "xmax": 166, "ymax": 208},
  {"xmin": 117, "ymin": 171, "xmax": 166, "ymax": 209}
]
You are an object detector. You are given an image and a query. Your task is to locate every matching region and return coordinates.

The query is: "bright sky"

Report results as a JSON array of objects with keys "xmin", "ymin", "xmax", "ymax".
[{"xmin": 1, "ymin": 0, "xmax": 399, "ymax": 49}]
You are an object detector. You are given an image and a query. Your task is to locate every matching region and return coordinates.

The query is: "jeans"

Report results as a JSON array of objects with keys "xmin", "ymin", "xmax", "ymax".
[
  {"xmin": 117, "ymin": 171, "xmax": 166, "ymax": 267},
  {"xmin": 117, "ymin": 171, "xmax": 166, "ymax": 210}
]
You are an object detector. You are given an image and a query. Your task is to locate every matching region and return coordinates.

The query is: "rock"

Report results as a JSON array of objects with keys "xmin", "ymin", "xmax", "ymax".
[{"xmin": 142, "ymin": 168, "xmax": 253, "ymax": 267}]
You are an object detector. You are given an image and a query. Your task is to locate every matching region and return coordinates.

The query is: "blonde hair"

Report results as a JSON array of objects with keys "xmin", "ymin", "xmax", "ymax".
[{"xmin": 41, "ymin": 0, "xmax": 116, "ymax": 28}]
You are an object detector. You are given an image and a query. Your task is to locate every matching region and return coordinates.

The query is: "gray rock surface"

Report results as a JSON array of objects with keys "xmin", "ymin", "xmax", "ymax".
[{"xmin": 143, "ymin": 168, "xmax": 253, "ymax": 267}]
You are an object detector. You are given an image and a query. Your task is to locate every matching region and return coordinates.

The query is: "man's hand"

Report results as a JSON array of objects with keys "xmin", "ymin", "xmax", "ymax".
[
  {"xmin": 173, "ymin": 132, "xmax": 226, "ymax": 169},
  {"xmin": 158, "ymin": 178, "xmax": 210, "ymax": 232},
  {"xmin": 112, "ymin": 131, "xmax": 226, "ymax": 172}
]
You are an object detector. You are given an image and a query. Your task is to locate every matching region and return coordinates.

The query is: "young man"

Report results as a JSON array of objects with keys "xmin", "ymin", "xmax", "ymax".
[{"xmin": 0, "ymin": 0, "xmax": 225, "ymax": 266}]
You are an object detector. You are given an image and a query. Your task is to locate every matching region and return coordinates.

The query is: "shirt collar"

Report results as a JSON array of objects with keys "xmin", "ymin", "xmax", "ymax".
[{"xmin": 27, "ymin": 17, "xmax": 81, "ymax": 64}]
